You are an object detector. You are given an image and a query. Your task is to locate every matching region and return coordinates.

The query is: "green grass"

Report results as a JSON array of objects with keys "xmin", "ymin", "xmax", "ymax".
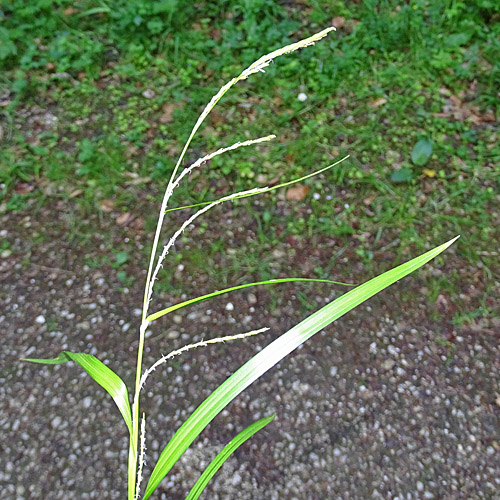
[{"xmin": 1, "ymin": 0, "xmax": 499, "ymax": 317}]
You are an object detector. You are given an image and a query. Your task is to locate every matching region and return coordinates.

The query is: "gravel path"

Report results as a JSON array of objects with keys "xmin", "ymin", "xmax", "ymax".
[{"xmin": 1, "ymin": 204, "xmax": 499, "ymax": 499}]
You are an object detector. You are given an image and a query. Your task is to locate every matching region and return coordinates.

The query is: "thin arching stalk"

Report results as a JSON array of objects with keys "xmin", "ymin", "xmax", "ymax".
[{"xmin": 128, "ymin": 27, "xmax": 335, "ymax": 500}]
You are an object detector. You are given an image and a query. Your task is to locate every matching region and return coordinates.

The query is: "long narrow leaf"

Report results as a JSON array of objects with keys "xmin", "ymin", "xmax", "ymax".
[
  {"xmin": 164, "ymin": 155, "xmax": 350, "ymax": 214},
  {"xmin": 76, "ymin": 7, "xmax": 111, "ymax": 17},
  {"xmin": 142, "ymin": 236, "xmax": 458, "ymax": 499},
  {"xmin": 146, "ymin": 278, "xmax": 355, "ymax": 323},
  {"xmin": 22, "ymin": 351, "xmax": 132, "ymax": 436},
  {"xmin": 185, "ymin": 415, "xmax": 275, "ymax": 500}
]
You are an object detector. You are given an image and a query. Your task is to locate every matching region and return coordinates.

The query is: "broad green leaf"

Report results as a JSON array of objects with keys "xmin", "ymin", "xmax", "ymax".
[
  {"xmin": 142, "ymin": 236, "xmax": 458, "ymax": 499},
  {"xmin": 445, "ymin": 32, "xmax": 470, "ymax": 48},
  {"xmin": 411, "ymin": 139, "xmax": 433, "ymax": 166},
  {"xmin": 113, "ymin": 251, "xmax": 129, "ymax": 268},
  {"xmin": 22, "ymin": 351, "xmax": 132, "ymax": 436},
  {"xmin": 390, "ymin": 167, "xmax": 413, "ymax": 183},
  {"xmin": 146, "ymin": 278, "xmax": 355, "ymax": 323},
  {"xmin": 185, "ymin": 415, "xmax": 275, "ymax": 500}
]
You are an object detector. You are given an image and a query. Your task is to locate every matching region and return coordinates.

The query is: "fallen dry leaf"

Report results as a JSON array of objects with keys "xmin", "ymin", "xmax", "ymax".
[
  {"xmin": 363, "ymin": 195, "xmax": 377, "ymax": 206},
  {"xmin": 124, "ymin": 176, "xmax": 151, "ymax": 186},
  {"xmin": 159, "ymin": 103, "xmax": 178, "ymax": 124},
  {"xmin": 332, "ymin": 16, "xmax": 346, "ymax": 29},
  {"xmin": 369, "ymin": 97, "xmax": 387, "ymax": 108},
  {"xmin": 69, "ymin": 189, "xmax": 83, "ymax": 198},
  {"xmin": 450, "ymin": 94, "xmax": 462, "ymax": 107},
  {"xmin": 481, "ymin": 110, "xmax": 496, "ymax": 122},
  {"xmin": 142, "ymin": 89, "xmax": 155, "ymax": 99},
  {"xmin": 116, "ymin": 212, "xmax": 134, "ymax": 226},
  {"xmin": 14, "ymin": 182, "xmax": 35, "ymax": 194},
  {"xmin": 125, "ymin": 145, "xmax": 138, "ymax": 158},
  {"xmin": 496, "ymin": 393, "xmax": 500, "ymax": 408},
  {"xmin": 423, "ymin": 169, "xmax": 436, "ymax": 178},
  {"xmin": 209, "ymin": 28, "xmax": 221, "ymax": 40},
  {"xmin": 63, "ymin": 7, "xmax": 77, "ymax": 16},
  {"xmin": 100, "ymin": 199, "xmax": 115, "ymax": 212},
  {"xmin": 436, "ymin": 294, "xmax": 449, "ymax": 314},
  {"xmin": 286, "ymin": 184, "xmax": 310, "ymax": 201},
  {"xmin": 131, "ymin": 216, "xmax": 145, "ymax": 231}
]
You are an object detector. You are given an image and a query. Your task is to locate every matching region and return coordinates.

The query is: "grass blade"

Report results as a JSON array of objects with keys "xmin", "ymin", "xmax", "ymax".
[
  {"xmin": 146, "ymin": 278, "xmax": 355, "ymax": 323},
  {"xmin": 76, "ymin": 7, "xmax": 111, "ymax": 18},
  {"xmin": 185, "ymin": 415, "xmax": 275, "ymax": 500},
  {"xmin": 142, "ymin": 236, "xmax": 459, "ymax": 499},
  {"xmin": 165, "ymin": 155, "xmax": 350, "ymax": 214},
  {"xmin": 22, "ymin": 351, "xmax": 132, "ymax": 436}
]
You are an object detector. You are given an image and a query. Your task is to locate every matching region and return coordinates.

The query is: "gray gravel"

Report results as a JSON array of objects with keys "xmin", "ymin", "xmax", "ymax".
[{"xmin": 1, "ymin": 206, "xmax": 499, "ymax": 500}]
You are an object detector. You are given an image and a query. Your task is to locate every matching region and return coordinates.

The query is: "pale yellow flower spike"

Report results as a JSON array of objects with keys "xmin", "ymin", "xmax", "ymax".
[{"xmin": 242, "ymin": 26, "xmax": 336, "ymax": 78}]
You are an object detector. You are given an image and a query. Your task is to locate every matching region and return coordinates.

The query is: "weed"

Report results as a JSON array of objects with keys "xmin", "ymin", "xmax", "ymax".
[{"xmin": 22, "ymin": 29, "xmax": 458, "ymax": 499}]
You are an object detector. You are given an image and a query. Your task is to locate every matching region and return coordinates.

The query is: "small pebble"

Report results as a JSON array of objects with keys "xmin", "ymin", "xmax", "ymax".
[
  {"xmin": 51, "ymin": 416, "xmax": 62, "ymax": 429},
  {"xmin": 247, "ymin": 293, "xmax": 257, "ymax": 305}
]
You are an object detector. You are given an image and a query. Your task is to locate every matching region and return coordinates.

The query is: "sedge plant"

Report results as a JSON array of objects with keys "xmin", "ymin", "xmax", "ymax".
[{"xmin": 23, "ymin": 27, "xmax": 459, "ymax": 500}]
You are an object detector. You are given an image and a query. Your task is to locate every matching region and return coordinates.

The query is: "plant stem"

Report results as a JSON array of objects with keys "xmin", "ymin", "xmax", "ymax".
[{"xmin": 128, "ymin": 28, "xmax": 336, "ymax": 499}]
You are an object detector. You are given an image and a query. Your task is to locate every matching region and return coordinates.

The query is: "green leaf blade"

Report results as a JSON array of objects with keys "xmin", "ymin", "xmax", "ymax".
[
  {"xmin": 185, "ymin": 415, "xmax": 275, "ymax": 500},
  {"xmin": 22, "ymin": 351, "xmax": 132, "ymax": 436},
  {"xmin": 146, "ymin": 277, "xmax": 355, "ymax": 323},
  {"xmin": 142, "ymin": 237, "xmax": 458, "ymax": 499},
  {"xmin": 390, "ymin": 167, "xmax": 413, "ymax": 183},
  {"xmin": 164, "ymin": 155, "xmax": 350, "ymax": 214},
  {"xmin": 411, "ymin": 139, "xmax": 433, "ymax": 166}
]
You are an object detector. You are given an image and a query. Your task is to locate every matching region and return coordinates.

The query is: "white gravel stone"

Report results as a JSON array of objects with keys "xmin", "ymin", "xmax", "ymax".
[{"xmin": 51, "ymin": 416, "xmax": 62, "ymax": 429}]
